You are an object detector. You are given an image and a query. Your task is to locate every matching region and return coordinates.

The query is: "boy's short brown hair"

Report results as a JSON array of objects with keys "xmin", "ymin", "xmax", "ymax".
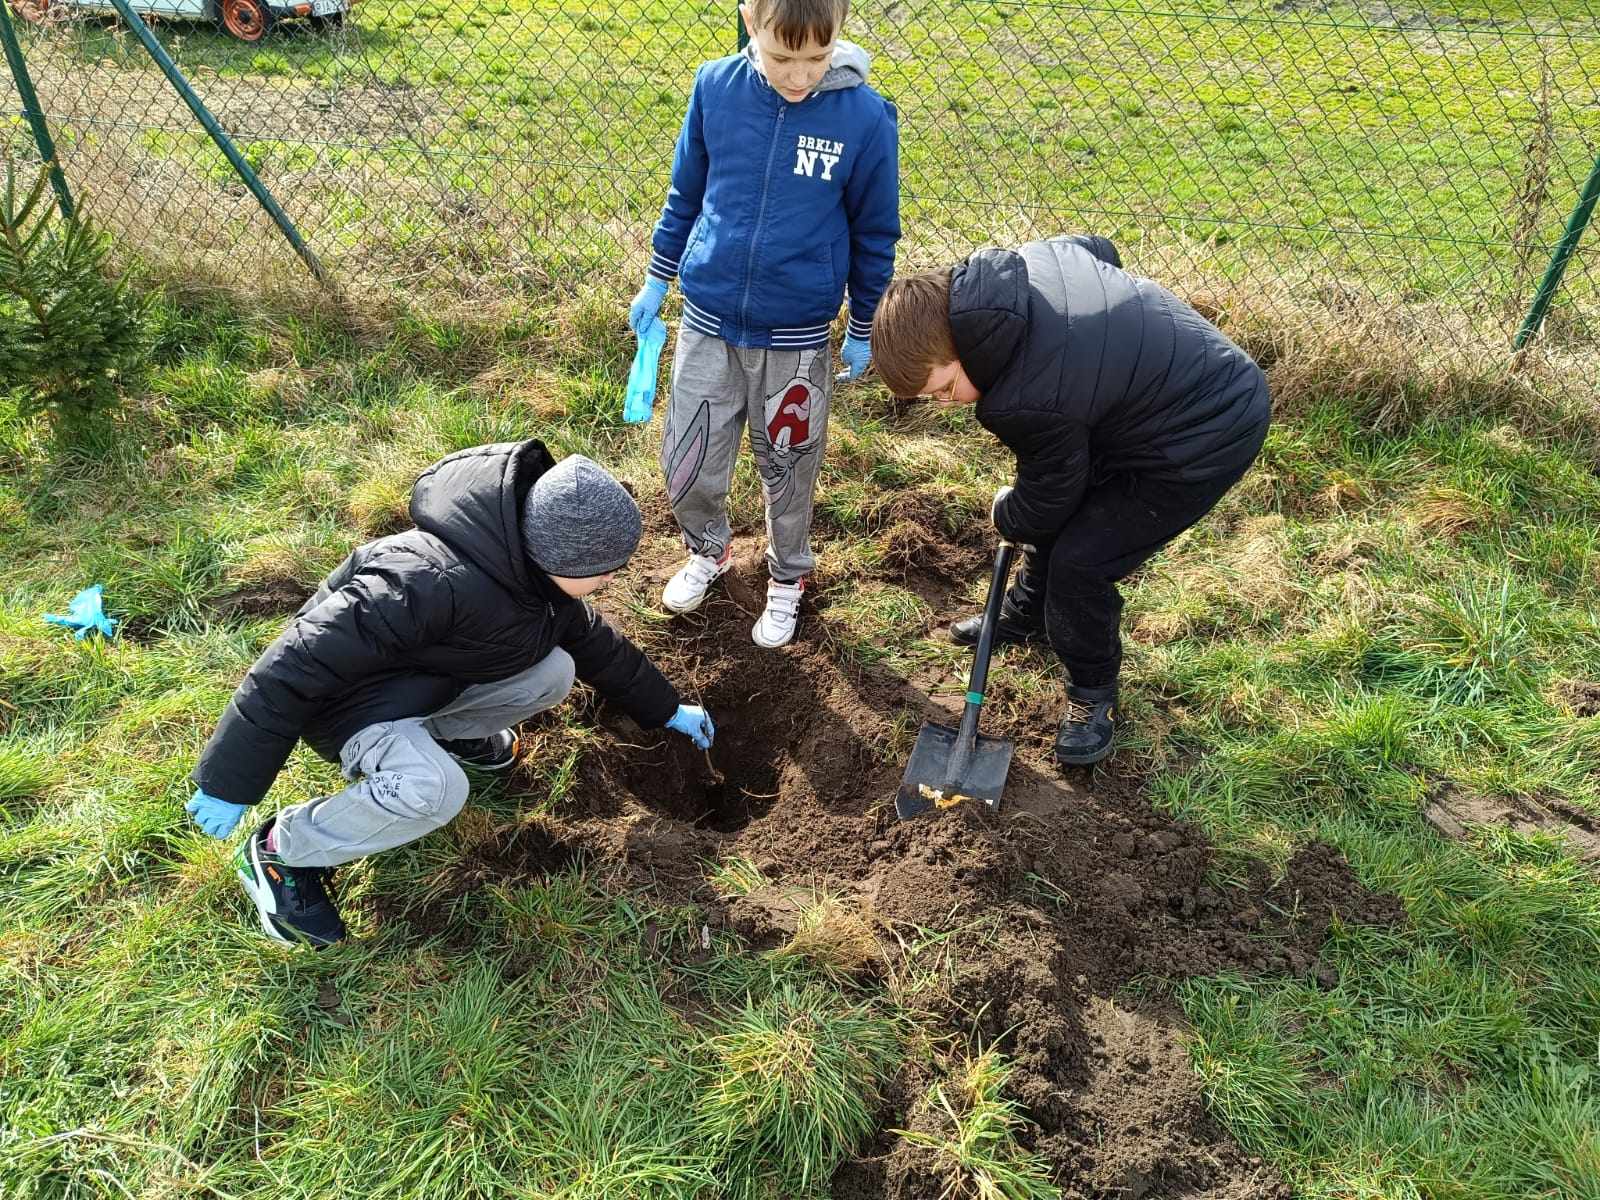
[
  {"xmin": 745, "ymin": 0, "xmax": 849, "ymax": 49},
  {"xmin": 871, "ymin": 268, "xmax": 958, "ymax": 398}
]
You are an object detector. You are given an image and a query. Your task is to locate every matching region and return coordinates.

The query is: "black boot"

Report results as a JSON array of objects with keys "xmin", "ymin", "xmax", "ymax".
[
  {"xmin": 949, "ymin": 599, "xmax": 1045, "ymax": 649},
  {"xmin": 437, "ymin": 729, "xmax": 519, "ymax": 771},
  {"xmin": 1055, "ymin": 684, "xmax": 1118, "ymax": 766}
]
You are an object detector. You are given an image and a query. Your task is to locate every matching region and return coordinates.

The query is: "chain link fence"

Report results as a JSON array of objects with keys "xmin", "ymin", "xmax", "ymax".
[{"xmin": 4, "ymin": 0, "xmax": 1598, "ymax": 375}]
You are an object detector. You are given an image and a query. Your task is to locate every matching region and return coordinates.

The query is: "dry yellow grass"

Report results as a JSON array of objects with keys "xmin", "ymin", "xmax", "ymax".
[
  {"xmin": 777, "ymin": 893, "xmax": 881, "ymax": 978},
  {"xmin": 1411, "ymin": 486, "xmax": 1499, "ymax": 539}
]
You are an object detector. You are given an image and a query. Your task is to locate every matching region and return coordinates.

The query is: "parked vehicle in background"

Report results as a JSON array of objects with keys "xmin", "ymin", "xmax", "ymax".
[{"xmin": 9, "ymin": 0, "xmax": 351, "ymax": 42}]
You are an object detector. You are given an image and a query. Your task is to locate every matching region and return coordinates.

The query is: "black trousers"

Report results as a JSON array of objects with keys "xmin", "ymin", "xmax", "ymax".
[{"xmin": 1008, "ymin": 468, "xmax": 1247, "ymax": 689}]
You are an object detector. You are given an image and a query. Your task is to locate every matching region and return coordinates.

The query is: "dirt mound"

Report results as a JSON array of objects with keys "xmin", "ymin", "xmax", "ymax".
[
  {"xmin": 1425, "ymin": 782, "xmax": 1600, "ymax": 874},
  {"xmin": 867, "ymin": 487, "xmax": 991, "ymax": 589},
  {"xmin": 427, "ymin": 546, "xmax": 1403, "ymax": 1196},
  {"xmin": 1556, "ymin": 678, "xmax": 1600, "ymax": 718},
  {"xmin": 208, "ymin": 578, "xmax": 310, "ymax": 621}
]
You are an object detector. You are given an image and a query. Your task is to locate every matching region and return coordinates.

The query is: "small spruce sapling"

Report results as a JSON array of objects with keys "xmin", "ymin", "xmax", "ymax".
[{"xmin": 0, "ymin": 163, "xmax": 149, "ymax": 436}]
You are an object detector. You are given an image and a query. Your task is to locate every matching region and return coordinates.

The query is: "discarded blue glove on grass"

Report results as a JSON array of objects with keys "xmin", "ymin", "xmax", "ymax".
[
  {"xmin": 666, "ymin": 703, "xmax": 716, "ymax": 749},
  {"xmin": 43, "ymin": 584, "xmax": 117, "ymax": 640},
  {"xmin": 186, "ymin": 788, "xmax": 248, "ymax": 839},
  {"xmin": 624, "ymin": 316, "xmax": 668, "ymax": 424}
]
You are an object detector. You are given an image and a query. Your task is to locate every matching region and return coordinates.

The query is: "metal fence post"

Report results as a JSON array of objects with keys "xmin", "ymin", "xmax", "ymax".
[
  {"xmin": 102, "ymin": 0, "xmax": 329, "ymax": 285},
  {"xmin": 0, "ymin": 1, "xmax": 75, "ymax": 220},
  {"xmin": 736, "ymin": 1, "xmax": 748, "ymax": 49},
  {"xmin": 1514, "ymin": 150, "xmax": 1600, "ymax": 350}
]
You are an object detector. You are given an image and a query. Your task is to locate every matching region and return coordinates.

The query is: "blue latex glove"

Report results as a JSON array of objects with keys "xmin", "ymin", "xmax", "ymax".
[
  {"xmin": 624, "ymin": 316, "xmax": 668, "ymax": 424},
  {"xmin": 840, "ymin": 334, "xmax": 872, "ymax": 380},
  {"xmin": 666, "ymin": 704, "xmax": 716, "ymax": 750},
  {"xmin": 43, "ymin": 584, "xmax": 117, "ymax": 640},
  {"xmin": 186, "ymin": 788, "xmax": 248, "ymax": 839},
  {"xmin": 629, "ymin": 278, "xmax": 669, "ymax": 337}
]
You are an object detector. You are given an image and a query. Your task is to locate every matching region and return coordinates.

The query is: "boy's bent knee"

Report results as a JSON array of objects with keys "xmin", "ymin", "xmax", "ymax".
[
  {"xmin": 536, "ymin": 647, "xmax": 576, "ymax": 704},
  {"xmin": 380, "ymin": 752, "xmax": 469, "ymax": 828},
  {"xmin": 1044, "ymin": 552, "xmax": 1117, "ymax": 591},
  {"xmin": 510, "ymin": 648, "xmax": 574, "ymax": 713}
]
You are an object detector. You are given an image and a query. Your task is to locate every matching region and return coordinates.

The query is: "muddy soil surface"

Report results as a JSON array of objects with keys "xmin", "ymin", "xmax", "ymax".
[{"xmin": 385, "ymin": 516, "xmax": 1405, "ymax": 1198}]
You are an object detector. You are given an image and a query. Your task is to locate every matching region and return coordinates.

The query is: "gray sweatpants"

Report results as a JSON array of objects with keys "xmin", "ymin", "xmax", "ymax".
[
  {"xmin": 271, "ymin": 649, "xmax": 576, "ymax": 869},
  {"xmin": 661, "ymin": 328, "xmax": 833, "ymax": 583}
]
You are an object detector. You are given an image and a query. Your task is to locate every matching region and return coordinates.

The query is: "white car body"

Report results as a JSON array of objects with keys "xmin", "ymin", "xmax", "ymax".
[{"xmin": 51, "ymin": 0, "xmax": 349, "ymax": 25}]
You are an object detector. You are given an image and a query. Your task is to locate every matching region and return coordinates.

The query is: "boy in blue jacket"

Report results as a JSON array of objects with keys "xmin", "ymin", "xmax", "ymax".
[{"xmin": 629, "ymin": 0, "xmax": 900, "ymax": 648}]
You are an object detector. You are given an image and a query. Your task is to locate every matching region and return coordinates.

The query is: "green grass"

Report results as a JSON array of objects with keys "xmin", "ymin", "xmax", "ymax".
[
  {"xmin": 8, "ymin": 0, "xmax": 1599, "ymax": 314},
  {"xmin": 895, "ymin": 1050, "xmax": 1062, "ymax": 1200},
  {"xmin": 4, "ymin": 266, "xmax": 1600, "ymax": 1197},
  {"xmin": 1126, "ymin": 404, "xmax": 1600, "ymax": 1197},
  {"xmin": 0, "ymin": 290, "xmax": 914, "ymax": 1198}
]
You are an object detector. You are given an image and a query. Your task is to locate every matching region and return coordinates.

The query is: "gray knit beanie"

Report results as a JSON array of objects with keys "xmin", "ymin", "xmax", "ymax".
[{"xmin": 521, "ymin": 455, "xmax": 642, "ymax": 577}]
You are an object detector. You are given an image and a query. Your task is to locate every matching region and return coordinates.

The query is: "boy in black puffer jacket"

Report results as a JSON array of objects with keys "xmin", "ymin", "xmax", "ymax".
[
  {"xmin": 184, "ymin": 441, "xmax": 716, "ymax": 947},
  {"xmin": 871, "ymin": 235, "xmax": 1270, "ymax": 767}
]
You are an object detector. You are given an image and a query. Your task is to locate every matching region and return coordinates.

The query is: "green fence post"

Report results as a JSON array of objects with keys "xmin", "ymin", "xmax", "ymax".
[
  {"xmin": 737, "ymin": 1, "xmax": 748, "ymax": 49},
  {"xmin": 0, "ymin": 1, "xmax": 75, "ymax": 219},
  {"xmin": 103, "ymin": 0, "xmax": 329, "ymax": 285},
  {"xmin": 1514, "ymin": 150, "xmax": 1600, "ymax": 351}
]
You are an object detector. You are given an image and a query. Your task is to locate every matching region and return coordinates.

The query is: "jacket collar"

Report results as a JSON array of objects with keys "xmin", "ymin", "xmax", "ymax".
[{"xmin": 949, "ymin": 247, "xmax": 1029, "ymax": 395}]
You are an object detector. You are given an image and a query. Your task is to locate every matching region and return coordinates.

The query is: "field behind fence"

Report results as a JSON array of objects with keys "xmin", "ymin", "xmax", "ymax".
[{"xmin": 4, "ymin": 0, "xmax": 1599, "ymax": 387}]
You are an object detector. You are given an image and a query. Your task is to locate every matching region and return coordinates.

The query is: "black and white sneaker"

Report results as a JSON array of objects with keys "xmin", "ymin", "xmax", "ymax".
[
  {"xmin": 437, "ymin": 729, "xmax": 518, "ymax": 771},
  {"xmin": 234, "ymin": 822, "xmax": 347, "ymax": 949}
]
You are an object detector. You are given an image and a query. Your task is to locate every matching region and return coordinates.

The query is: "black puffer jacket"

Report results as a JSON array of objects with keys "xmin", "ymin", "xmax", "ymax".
[
  {"xmin": 192, "ymin": 440, "xmax": 678, "ymax": 806},
  {"xmin": 953, "ymin": 235, "xmax": 1270, "ymax": 546}
]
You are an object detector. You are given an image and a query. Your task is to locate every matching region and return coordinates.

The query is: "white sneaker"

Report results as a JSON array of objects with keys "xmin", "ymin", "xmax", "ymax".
[
  {"xmin": 662, "ymin": 550, "xmax": 731, "ymax": 613},
  {"xmin": 752, "ymin": 579, "xmax": 804, "ymax": 648}
]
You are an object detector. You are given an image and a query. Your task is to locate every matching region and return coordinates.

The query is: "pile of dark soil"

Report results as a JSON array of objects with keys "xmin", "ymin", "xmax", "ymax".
[{"xmin": 394, "ymin": 526, "xmax": 1406, "ymax": 1198}]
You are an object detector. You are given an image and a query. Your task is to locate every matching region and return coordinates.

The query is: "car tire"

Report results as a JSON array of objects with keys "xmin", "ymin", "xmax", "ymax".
[{"xmin": 217, "ymin": 0, "xmax": 271, "ymax": 41}]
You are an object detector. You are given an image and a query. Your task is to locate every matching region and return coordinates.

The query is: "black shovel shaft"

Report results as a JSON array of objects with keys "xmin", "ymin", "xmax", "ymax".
[{"xmin": 946, "ymin": 541, "xmax": 1016, "ymax": 783}]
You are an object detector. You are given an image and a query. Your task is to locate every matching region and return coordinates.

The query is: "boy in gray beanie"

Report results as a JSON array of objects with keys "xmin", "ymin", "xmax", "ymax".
[{"xmin": 185, "ymin": 440, "xmax": 715, "ymax": 948}]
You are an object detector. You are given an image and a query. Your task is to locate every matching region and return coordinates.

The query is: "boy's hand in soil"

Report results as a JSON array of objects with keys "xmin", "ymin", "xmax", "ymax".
[
  {"xmin": 666, "ymin": 703, "xmax": 716, "ymax": 749},
  {"xmin": 629, "ymin": 278, "xmax": 669, "ymax": 337},
  {"xmin": 840, "ymin": 334, "xmax": 872, "ymax": 379},
  {"xmin": 186, "ymin": 788, "xmax": 248, "ymax": 839}
]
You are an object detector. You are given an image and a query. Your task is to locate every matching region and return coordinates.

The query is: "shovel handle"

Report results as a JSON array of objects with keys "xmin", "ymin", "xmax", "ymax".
[{"xmin": 947, "ymin": 540, "xmax": 1017, "ymax": 781}]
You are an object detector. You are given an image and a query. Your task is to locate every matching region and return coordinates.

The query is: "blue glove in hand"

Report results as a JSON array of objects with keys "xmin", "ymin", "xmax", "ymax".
[
  {"xmin": 43, "ymin": 584, "xmax": 117, "ymax": 640},
  {"xmin": 840, "ymin": 334, "xmax": 871, "ymax": 379},
  {"xmin": 624, "ymin": 313, "xmax": 668, "ymax": 424},
  {"xmin": 186, "ymin": 788, "xmax": 248, "ymax": 839},
  {"xmin": 666, "ymin": 704, "xmax": 716, "ymax": 750},
  {"xmin": 629, "ymin": 278, "xmax": 669, "ymax": 337}
]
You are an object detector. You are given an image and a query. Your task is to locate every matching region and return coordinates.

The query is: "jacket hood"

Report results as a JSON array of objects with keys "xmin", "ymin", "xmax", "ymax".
[
  {"xmin": 409, "ymin": 440, "xmax": 563, "ymax": 604},
  {"xmin": 742, "ymin": 37, "xmax": 870, "ymax": 95},
  {"xmin": 949, "ymin": 247, "xmax": 1030, "ymax": 395}
]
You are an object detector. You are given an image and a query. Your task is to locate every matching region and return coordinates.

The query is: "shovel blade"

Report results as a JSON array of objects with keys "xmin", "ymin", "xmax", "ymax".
[{"xmin": 894, "ymin": 720, "xmax": 1015, "ymax": 819}]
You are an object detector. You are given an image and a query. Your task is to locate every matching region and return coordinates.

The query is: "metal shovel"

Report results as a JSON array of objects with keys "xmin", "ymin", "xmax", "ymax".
[{"xmin": 895, "ymin": 541, "xmax": 1017, "ymax": 819}]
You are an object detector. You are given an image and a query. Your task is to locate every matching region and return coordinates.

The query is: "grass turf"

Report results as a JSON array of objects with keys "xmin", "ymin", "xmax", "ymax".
[
  {"xmin": 8, "ymin": 0, "xmax": 1598, "ymax": 313},
  {"xmin": 2, "ymin": 277, "xmax": 1598, "ymax": 1195}
]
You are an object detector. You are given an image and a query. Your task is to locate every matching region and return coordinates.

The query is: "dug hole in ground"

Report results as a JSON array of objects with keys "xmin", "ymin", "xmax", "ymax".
[{"xmin": 375, "ymin": 490, "xmax": 1405, "ymax": 1200}]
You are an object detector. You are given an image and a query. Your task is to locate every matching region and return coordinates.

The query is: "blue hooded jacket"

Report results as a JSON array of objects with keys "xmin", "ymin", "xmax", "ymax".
[{"xmin": 647, "ymin": 42, "xmax": 900, "ymax": 350}]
